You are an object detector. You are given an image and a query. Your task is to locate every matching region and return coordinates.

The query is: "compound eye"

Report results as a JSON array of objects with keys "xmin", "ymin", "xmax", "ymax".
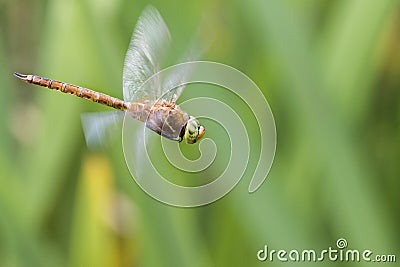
[{"xmin": 188, "ymin": 123, "xmax": 197, "ymax": 135}]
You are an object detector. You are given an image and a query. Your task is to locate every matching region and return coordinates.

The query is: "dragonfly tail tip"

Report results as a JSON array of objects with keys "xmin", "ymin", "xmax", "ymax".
[{"xmin": 13, "ymin": 72, "xmax": 28, "ymax": 80}]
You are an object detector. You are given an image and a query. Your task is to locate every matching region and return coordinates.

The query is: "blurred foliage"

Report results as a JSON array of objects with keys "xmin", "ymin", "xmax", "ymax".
[{"xmin": 1, "ymin": 0, "xmax": 400, "ymax": 266}]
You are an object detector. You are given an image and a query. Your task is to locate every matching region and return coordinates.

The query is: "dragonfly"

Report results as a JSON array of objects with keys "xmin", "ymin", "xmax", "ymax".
[{"xmin": 14, "ymin": 6, "xmax": 205, "ymax": 145}]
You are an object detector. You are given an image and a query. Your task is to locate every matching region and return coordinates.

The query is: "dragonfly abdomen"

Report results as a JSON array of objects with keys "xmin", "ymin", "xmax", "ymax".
[
  {"xmin": 128, "ymin": 102, "xmax": 151, "ymax": 122},
  {"xmin": 14, "ymin": 73, "xmax": 130, "ymax": 111}
]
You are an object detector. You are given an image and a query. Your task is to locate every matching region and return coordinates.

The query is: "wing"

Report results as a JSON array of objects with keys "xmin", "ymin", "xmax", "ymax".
[
  {"xmin": 123, "ymin": 6, "xmax": 171, "ymax": 102},
  {"xmin": 160, "ymin": 26, "xmax": 207, "ymax": 103},
  {"xmin": 160, "ymin": 56, "xmax": 197, "ymax": 103},
  {"xmin": 81, "ymin": 111, "xmax": 124, "ymax": 148}
]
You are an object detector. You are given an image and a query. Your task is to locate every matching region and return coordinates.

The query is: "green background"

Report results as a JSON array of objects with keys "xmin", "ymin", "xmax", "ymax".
[{"xmin": 1, "ymin": 0, "xmax": 399, "ymax": 266}]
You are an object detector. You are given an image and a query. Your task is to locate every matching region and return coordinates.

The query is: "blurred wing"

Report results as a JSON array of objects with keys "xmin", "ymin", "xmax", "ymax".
[
  {"xmin": 161, "ymin": 25, "xmax": 208, "ymax": 103},
  {"xmin": 123, "ymin": 6, "xmax": 171, "ymax": 102},
  {"xmin": 161, "ymin": 57, "xmax": 196, "ymax": 103},
  {"xmin": 81, "ymin": 111, "xmax": 124, "ymax": 148}
]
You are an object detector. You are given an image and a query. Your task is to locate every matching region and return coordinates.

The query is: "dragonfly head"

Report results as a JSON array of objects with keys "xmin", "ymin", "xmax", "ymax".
[{"xmin": 183, "ymin": 116, "xmax": 205, "ymax": 144}]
